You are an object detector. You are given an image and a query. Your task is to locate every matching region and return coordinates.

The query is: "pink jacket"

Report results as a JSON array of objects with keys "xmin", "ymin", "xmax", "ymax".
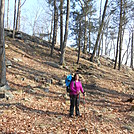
[{"xmin": 70, "ymin": 80, "xmax": 84, "ymax": 95}]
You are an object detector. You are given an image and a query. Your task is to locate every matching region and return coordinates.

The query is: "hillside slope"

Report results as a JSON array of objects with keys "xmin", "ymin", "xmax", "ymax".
[{"xmin": 0, "ymin": 36, "xmax": 134, "ymax": 133}]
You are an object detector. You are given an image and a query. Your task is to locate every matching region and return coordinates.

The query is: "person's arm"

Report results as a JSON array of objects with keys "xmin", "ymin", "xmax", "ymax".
[
  {"xmin": 70, "ymin": 81, "xmax": 77, "ymax": 93},
  {"xmin": 80, "ymin": 81, "xmax": 84, "ymax": 94}
]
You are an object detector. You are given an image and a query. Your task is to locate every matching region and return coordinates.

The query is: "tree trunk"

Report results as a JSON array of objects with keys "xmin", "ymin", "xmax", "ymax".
[
  {"xmin": 88, "ymin": 20, "xmax": 91, "ymax": 53},
  {"xmin": 7, "ymin": 0, "xmax": 9, "ymax": 29},
  {"xmin": 83, "ymin": 16, "xmax": 87, "ymax": 54},
  {"xmin": 90, "ymin": 0, "xmax": 108, "ymax": 62},
  {"xmin": 101, "ymin": 31, "xmax": 104, "ymax": 55},
  {"xmin": 118, "ymin": 0, "xmax": 123, "ymax": 70},
  {"xmin": 16, "ymin": 0, "xmax": 21, "ymax": 31},
  {"xmin": 55, "ymin": 10, "xmax": 58, "ymax": 45},
  {"xmin": 60, "ymin": 0, "xmax": 63, "ymax": 51},
  {"xmin": 60, "ymin": 0, "xmax": 70, "ymax": 65},
  {"xmin": 77, "ymin": 22, "xmax": 81, "ymax": 64},
  {"xmin": 130, "ymin": 30, "xmax": 134, "ymax": 68},
  {"xmin": 0, "ymin": 0, "xmax": 6, "ymax": 86},
  {"xmin": 50, "ymin": 0, "xmax": 57, "ymax": 56},
  {"xmin": 13, "ymin": 0, "xmax": 17, "ymax": 38},
  {"xmin": 114, "ymin": 30, "xmax": 120, "ymax": 69},
  {"xmin": 49, "ymin": 12, "xmax": 53, "ymax": 43}
]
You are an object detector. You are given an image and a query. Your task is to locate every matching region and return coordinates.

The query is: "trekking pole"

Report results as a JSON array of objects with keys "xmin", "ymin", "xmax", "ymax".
[{"xmin": 83, "ymin": 95, "xmax": 86, "ymax": 120}]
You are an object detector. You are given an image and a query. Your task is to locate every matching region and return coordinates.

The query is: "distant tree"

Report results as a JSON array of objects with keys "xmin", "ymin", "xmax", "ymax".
[{"xmin": 0, "ymin": 0, "xmax": 6, "ymax": 86}]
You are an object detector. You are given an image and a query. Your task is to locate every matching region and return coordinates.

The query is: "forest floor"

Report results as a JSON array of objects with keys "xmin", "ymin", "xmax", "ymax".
[{"xmin": 0, "ymin": 36, "xmax": 134, "ymax": 134}]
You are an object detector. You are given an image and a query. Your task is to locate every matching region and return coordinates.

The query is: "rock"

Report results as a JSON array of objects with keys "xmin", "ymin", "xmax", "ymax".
[
  {"xmin": 46, "ymin": 79, "xmax": 52, "ymax": 84},
  {"xmin": 121, "ymin": 126, "xmax": 132, "ymax": 131},
  {"xmin": 6, "ymin": 60, "xmax": 12, "ymax": 67},
  {"xmin": 15, "ymin": 33, "xmax": 22, "ymax": 39},
  {"xmin": 5, "ymin": 44, "xmax": 9, "ymax": 49},
  {"xmin": 58, "ymin": 79, "xmax": 65, "ymax": 86},
  {"xmin": 13, "ymin": 58, "xmax": 19, "ymax": 62},
  {"xmin": 34, "ymin": 77, "xmax": 40, "ymax": 82},
  {"xmin": 61, "ymin": 102, "xmax": 66, "ymax": 107},
  {"xmin": 0, "ymin": 91, "xmax": 5, "ymax": 98},
  {"xmin": 63, "ymin": 66, "xmax": 69, "ymax": 70},
  {"xmin": 13, "ymin": 58, "xmax": 22, "ymax": 62},
  {"xmin": 95, "ymin": 58, "xmax": 101, "ymax": 67},
  {"xmin": 43, "ymin": 88, "xmax": 49, "ymax": 93},
  {"xmin": 0, "ymin": 84, "xmax": 10, "ymax": 90},
  {"xmin": 7, "ymin": 66, "xmax": 12, "ymax": 69},
  {"xmin": 44, "ymin": 61, "xmax": 60, "ymax": 69},
  {"xmin": 5, "ymin": 91, "xmax": 14, "ymax": 100}
]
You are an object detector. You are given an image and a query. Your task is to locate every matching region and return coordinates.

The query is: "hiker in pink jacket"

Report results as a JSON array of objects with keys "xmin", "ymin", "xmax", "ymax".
[{"xmin": 69, "ymin": 73, "xmax": 85, "ymax": 117}]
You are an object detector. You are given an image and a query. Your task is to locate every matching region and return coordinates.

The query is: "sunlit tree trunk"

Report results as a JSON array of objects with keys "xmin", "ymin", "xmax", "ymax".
[
  {"xmin": 60, "ymin": 0, "xmax": 70, "ymax": 65},
  {"xmin": 16, "ymin": 0, "xmax": 21, "ymax": 31},
  {"xmin": 13, "ymin": 0, "xmax": 17, "ymax": 38},
  {"xmin": 0, "ymin": 0, "xmax": 6, "ymax": 86}
]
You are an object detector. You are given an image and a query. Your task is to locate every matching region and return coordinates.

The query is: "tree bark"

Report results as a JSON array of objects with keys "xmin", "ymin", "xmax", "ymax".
[
  {"xmin": 118, "ymin": 0, "xmax": 123, "ymax": 70},
  {"xmin": 88, "ymin": 19, "xmax": 91, "ymax": 53},
  {"xmin": 90, "ymin": 0, "xmax": 108, "ymax": 62},
  {"xmin": 130, "ymin": 30, "xmax": 134, "ymax": 68},
  {"xmin": 49, "ymin": 12, "xmax": 53, "ymax": 43},
  {"xmin": 0, "ymin": 0, "xmax": 6, "ymax": 86},
  {"xmin": 7, "ymin": 0, "xmax": 9, "ymax": 29},
  {"xmin": 77, "ymin": 22, "xmax": 81, "ymax": 64},
  {"xmin": 13, "ymin": 0, "xmax": 17, "ymax": 38},
  {"xmin": 16, "ymin": 0, "xmax": 21, "ymax": 31},
  {"xmin": 60, "ymin": 0, "xmax": 70, "ymax": 65},
  {"xmin": 83, "ymin": 16, "xmax": 87, "ymax": 54},
  {"xmin": 60, "ymin": 0, "xmax": 63, "ymax": 51},
  {"xmin": 50, "ymin": 0, "xmax": 57, "ymax": 56},
  {"xmin": 114, "ymin": 30, "xmax": 120, "ymax": 69}
]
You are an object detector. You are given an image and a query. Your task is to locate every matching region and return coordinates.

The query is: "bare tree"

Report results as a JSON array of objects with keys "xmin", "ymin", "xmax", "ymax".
[
  {"xmin": 130, "ymin": 26, "xmax": 134, "ymax": 68},
  {"xmin": 0, "ymin": 0, "xmax": 6, "ymax": 86},
  {"xmin": 49, "ymin": 12, "xmax": 53, "ymax": 43},
  {"xmin": 90, "ymin": 0, "xmax": 108, "ymax": 62},
  {"xmin": 16, "ymin": 0, "xmax": 21, "ymax": 31},
  {"xmin": 7, "ymin": 0, "xmax": 9, "ymax": 29},
  {"xmin": 13, "ymin": 0, "xmax": 17, "ymax": 38},
  {"xmin": 50, "ymin": 0, "xmax": 58, "ymax": 56},
  {"xmin": 60, "ymin": 0, "xmax": 70, "ymax": 65},
  {"xmin": 77, "ymin": 22, "xmax": 81, "ymax": 64},
  {"xmin": 60, "ymin": 0, "xmax": 63, "ymax": 51}
]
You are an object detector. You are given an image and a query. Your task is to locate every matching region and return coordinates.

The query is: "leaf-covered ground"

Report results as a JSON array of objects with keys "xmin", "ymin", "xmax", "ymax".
[{"xmin": 0, "ymin": 37, "xmax": 134, "ymax": 134}]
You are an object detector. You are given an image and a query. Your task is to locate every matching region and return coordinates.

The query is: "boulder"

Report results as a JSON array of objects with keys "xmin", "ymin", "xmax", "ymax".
[
  {"xmin": 6, "ymin": 60, "xmax": 12, "ymax": 67},
  {"xmin": 44, "ymin": 61, "xmax": 60, "ymax": 69}
]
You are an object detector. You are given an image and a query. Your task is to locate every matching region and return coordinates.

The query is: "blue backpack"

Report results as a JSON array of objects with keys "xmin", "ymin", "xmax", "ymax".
[{"xmin": 65, "ymin": 74, "xmax": 72, "ymax": 93}]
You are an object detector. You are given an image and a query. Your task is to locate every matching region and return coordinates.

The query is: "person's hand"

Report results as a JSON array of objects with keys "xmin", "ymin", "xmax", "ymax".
[
  {"xmin": 77, "ymin": 90, "xmax": 80, "ymax": 95},
  {"xmin": 83, "ymin": 92, "xmax": 85, "ymax": 96}
]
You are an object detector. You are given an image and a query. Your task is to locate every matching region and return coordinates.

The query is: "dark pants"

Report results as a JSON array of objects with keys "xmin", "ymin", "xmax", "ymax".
[{"xmin": 70, "ymin": 94, "xmax": 80, "ymax": 116}]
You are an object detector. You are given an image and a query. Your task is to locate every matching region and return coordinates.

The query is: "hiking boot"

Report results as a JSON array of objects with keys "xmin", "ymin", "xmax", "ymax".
[
  {"xmin": 76, "ymin": 114, "xmax": 82, "ymax": 117},
  {"xmin": 70, "ymin": 115, "xmax": 74, "ymax": 118}
]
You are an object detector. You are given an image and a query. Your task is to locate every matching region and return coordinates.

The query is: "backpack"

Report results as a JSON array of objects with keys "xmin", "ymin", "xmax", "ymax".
[{"xmin": 65, "ymin": 74, "xmax": 75, "ymax": 93}]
